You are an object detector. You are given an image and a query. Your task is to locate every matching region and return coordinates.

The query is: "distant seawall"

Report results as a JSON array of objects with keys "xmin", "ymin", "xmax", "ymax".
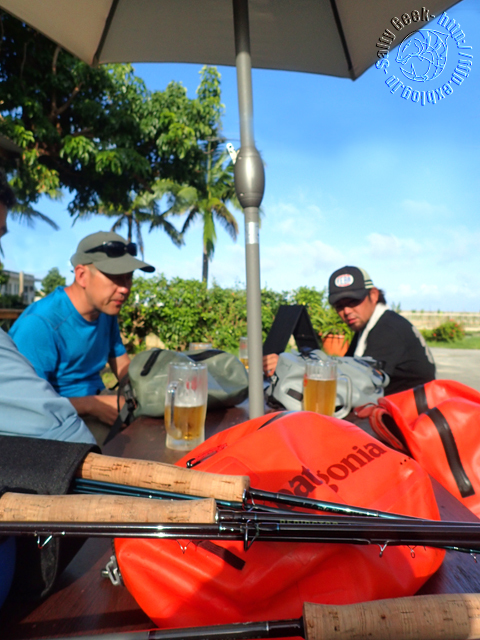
[{"xmin": 401, "ymin": 312, "xmax": 480, "ymax": 332}]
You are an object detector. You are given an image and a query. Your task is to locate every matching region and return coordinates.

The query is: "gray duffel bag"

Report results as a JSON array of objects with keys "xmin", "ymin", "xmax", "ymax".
[
  {"xmin": 265, "ymin": 349, "xmax": 389, "ymax": 418},
  {"xmin": 106, "ymin": 348, "xmax": 248, "ymax": 443}
]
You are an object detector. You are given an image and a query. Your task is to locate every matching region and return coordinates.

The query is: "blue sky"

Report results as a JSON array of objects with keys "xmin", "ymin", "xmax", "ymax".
[{"xmin": 3, "ymin": 0, "xmax": 479, "ymax": 311}]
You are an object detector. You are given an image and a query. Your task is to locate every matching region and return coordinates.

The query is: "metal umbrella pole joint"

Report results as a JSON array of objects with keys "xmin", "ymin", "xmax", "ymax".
[{"xmin": 233, "ymin": 0, "xmax": 265, "ymax": 419}]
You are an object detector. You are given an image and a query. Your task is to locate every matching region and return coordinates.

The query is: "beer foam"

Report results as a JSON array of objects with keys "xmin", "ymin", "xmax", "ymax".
[{"xmin": 174, "ymin": 394, "xmax": 204, "ymax": 407}]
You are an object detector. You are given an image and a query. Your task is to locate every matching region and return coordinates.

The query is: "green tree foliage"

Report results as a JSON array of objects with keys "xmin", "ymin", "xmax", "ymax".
[
  {"xmin": 0, "ymin": 264, "xmax": 25, "ymax": 322},
  {"xmin": 41, "ymin": 267, "xmax": 66, "ymax": 295},
  {"xmin": 0, "ymin": 263, "xmax": 8, "ymax": 288},
  {"xmin": 0, "ymin": 13, "xmax": 225, "ymax": 246},
  {"xmin": 157, "ymin": 69, "xmax": 240, "ymax": 283}
]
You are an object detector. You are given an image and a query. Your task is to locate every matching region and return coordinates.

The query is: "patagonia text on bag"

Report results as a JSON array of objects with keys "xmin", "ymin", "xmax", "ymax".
[
  {"xmin": 114, "ymin": 411, "xmax": 443, "ymax": 629},
  {"xmin": 121, "ymin": 348, "xmax": 248, "ymax": 423},
  {"xmin": 360, "ymin": 379, "xmax": 480, "ymax": 517},
  {"xmin": 265, "ymin": 350, "xmax": 389, "ymax": 417}
]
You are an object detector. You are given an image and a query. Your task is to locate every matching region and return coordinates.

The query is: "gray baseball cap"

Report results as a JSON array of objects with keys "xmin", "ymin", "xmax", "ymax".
[{"xmin": 71, "ymin": 231, "xmax": 155, "ymax": 274}]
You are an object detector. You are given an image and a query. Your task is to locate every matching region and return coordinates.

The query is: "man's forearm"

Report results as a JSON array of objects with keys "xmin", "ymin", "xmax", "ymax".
[
  {"xmin": 68, "ymin": 394, "xmax": 123, "ymax": 426},
  {"xmin": 68, "ymin": 395, "xmax": 94, "ymax": 416}
]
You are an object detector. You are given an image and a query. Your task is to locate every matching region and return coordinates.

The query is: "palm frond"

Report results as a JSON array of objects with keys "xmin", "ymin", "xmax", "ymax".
[
  {"xmin": 9, "ymin": 206, "xmax": 60, "ymax": 230},
  {"xmin": 180, "ymin": 208, "xmax": 199, "ymax": 234}
]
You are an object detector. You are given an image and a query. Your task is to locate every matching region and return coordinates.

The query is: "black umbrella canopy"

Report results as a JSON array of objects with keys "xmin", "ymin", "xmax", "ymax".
[
  {"xmin": 0, "ymin": 0, "xmax": 462, "ymax": 75},
  {"xmin": 0, "ymin": 0, "xmax": 462, "ymax": 417}
]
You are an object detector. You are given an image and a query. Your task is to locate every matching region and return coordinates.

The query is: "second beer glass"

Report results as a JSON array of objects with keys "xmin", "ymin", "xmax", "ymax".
[
  {"xmin": 239, "ymin": 336, "xmax": 248, "ymax": 370},
  {"xmin": 303, "ymin": 360, "xmax": 338, "ymax": 416},
  {"xmin": 164, "ymin": 361, "xmax": 208, "ymax": 451}
]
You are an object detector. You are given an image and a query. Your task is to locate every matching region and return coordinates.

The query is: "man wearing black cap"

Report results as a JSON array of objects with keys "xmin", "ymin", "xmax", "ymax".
[
  {"xmin": 328, "ymin": 266, "xmax": 435, "ymax": 394},
  {"xmin": 10, "ymin": 231, "xmax": 154, "ymax": 438}
]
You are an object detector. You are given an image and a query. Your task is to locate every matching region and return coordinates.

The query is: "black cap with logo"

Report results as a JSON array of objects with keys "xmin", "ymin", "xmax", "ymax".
[{"xmin": 328, "ymin": 266, "xmax": 374, "ymax": 306}]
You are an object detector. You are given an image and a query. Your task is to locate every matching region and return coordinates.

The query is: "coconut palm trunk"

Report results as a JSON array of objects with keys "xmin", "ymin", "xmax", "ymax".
[{"xmin": 202, "ymin": 248, "xmax": 209, "ymax": 283}]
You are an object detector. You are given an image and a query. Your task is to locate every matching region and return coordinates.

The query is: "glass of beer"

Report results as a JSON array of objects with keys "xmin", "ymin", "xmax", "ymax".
[
  {"xmin": 303, "ymin": 360, "xmax": 338, "ymax": 416},
  {"xmin": 239, "ymin": 336, "xmax": 248, "ymax": 370},
  {"xmin": 164, "ymin": 361, "xmax": 208, "ymax": 451}
]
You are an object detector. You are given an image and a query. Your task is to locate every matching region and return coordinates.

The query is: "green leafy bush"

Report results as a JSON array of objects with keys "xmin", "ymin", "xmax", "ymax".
[
  {"xmin": 285, "ymin": 285, "xmax": 352, "ymax": 341},
  {"xmin": 118, "ymin": 276, "xmax": 345, "ymax": 353},
  {"xmin": 0, "ymin": 294, "xmax": 25, "ymax": 309},
  {"xmin": 421, "ymin": 320, "xmax": 465, "ymax": 343},
  {"xmin": 119, "ymin": 275, "xmax": 287, "ymax": 353}
]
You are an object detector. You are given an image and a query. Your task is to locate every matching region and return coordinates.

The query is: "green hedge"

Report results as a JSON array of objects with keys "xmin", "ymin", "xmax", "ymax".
[
  {"xmin": 421, "ymin": 320, "xmax": 466, "ymax": 343},
  {"xmin": 118, "ymin": 275, "xmax": 351, "ymax": 353}
]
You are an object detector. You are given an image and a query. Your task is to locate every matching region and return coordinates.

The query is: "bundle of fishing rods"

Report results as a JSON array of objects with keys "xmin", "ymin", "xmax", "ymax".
[
  {"xmin": 1, "ymin": 452, "xmax": 479, "ymax": 556},
  {"xmin": 50, "ymin": 594, "xmax": 480, "ymax": 640}
]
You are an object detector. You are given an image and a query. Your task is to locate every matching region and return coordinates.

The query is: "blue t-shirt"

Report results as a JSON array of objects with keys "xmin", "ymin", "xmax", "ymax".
[
  {"xmin": 9, "ymin": 286, "xmax": 126, "ymax": 397},
  {"xmin": 0, "ymin": 329, "xmax": 95, "ymax": 444}
]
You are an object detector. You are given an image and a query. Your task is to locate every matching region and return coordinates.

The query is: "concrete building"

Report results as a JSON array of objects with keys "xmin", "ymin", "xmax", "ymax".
[{"xmin": 1, "ymin": 270, "xmax": 37, "ymax": 304}]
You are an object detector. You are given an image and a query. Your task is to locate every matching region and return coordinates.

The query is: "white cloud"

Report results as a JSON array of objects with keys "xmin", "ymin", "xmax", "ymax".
[
  {"xmin": 420, "ymin": 283, "xmax": 440, "ymax": 296},
  {"xmin": 366, "ymin": 233, "xmax": 422, "ymax": 259},
  {"xmin": 267, "ymin": 200, "xmax": 325, "ymax": 237},
  {"xmin": 401, "ymin": 200, "xmax": 448, "ymax": 217},
  {"xmin": 440, "ymin": 228, "xmax": 480, "ymax": 263},
  {"xmin": 259, "ymin": 239, "xmax": 344, "ymax": 289}
]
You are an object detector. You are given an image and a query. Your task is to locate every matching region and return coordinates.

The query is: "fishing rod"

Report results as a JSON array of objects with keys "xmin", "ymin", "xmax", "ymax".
[
  {"xmin": 75, "ymin": 453, "xmax": 418, "ymax": 520},
  {"xmin": 44, "ymin": 593, "xmax": 480, "ymax": 640},
  {"xmin": 1, "ymin": 491, "xmax": 480, "ymax": 554}
]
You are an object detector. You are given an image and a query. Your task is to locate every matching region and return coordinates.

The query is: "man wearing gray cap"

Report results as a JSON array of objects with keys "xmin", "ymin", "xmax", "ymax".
[
  {"xmin": 10, "ymin": 231, "xmax": 154, "ymax": 441},
  {"xmin": 0, "ymin": 171, "xmax": 95, "ymax": 444}
]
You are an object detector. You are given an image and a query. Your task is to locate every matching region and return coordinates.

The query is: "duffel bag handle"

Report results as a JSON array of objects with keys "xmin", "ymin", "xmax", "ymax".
[{"xmin": 334, "ymin": 373, "xmax": 352, "ymax": 419}]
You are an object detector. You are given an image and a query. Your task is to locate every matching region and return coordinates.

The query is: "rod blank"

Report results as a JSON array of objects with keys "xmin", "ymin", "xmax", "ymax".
[{"xmin": 43, "ymin": 594, "xmax": 480, "ymax": 640}]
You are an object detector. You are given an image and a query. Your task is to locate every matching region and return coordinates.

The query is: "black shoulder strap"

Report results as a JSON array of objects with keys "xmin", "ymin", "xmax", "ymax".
[
  {"xmin": 189, "ymin": 348, "xmax": 224, "ymax": 362},
  {"xmin": 103, "ymin": 374, "xmax": 137, "ymax": 445}
]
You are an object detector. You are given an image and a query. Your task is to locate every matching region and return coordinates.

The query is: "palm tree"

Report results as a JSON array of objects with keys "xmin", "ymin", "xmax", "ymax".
[
  {"xmin": 160, "ymin": 139, "xmax": 240, "ymax": 283},
  {"xmin": 72, "ymin": 181, "xmax": 184, "ymax": 256},
  {"xmin": 1, "ymin": 204, "xmax": 59, "ymax": 255}
]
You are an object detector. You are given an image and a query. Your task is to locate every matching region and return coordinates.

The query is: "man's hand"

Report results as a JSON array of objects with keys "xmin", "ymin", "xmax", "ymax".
[
  {"xmin": 69, "ymin": 395, "xmax": 125, "ymax": 426},
  {"xmin": 263, "ymin": 353, "xmax": 279, "ymax": 377}
]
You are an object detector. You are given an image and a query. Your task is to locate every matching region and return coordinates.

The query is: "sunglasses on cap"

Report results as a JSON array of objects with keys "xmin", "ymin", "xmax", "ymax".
[{"xmin": 85, "ymin": 241, "xmax": 137, "ymax": 258}]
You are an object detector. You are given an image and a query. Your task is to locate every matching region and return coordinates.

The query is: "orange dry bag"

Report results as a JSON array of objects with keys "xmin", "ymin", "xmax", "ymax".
[
  {"xmin": 115, "ymin": 411, "xmax": 443, "ymax": 628},
  {"xmin": 361, "ymin": 380, "xmax": 480, "ymax": 516}
]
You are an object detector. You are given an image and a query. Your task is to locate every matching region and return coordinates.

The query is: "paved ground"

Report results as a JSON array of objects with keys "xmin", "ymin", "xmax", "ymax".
[{"xmin": 430, "ymin": 347, "xmax": 480, "ymax": 391}]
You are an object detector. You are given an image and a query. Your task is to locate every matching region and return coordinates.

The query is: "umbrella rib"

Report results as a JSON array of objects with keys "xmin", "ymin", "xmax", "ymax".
[
  {"xmin": 93, "ymin": 0, "xmax": 121, "ymax": 66},
  {"xmin": 329, "ymin": 0, "xmax": 355, "ymax": 78}
]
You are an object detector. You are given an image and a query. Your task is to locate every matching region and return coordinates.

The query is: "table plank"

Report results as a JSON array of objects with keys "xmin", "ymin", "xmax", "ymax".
[{"xmin": 1, "ymin": 405, "xmax": 480, "ymax": 639}]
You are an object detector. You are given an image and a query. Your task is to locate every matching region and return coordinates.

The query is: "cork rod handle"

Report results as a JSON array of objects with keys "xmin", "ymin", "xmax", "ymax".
[
  {"xmin": 78, "ymin": 452, "xmax": 250, "ymax": 502},
  {"xmin": 304, "ymin": 594, "xmax": 480, "ymax": 640},
  {"xmin": 0, "ymin": 492, "xmax": 217, "ymax": 524}
]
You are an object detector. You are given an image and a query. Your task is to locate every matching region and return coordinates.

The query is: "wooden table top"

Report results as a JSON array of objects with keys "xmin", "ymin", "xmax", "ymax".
[{"xmin": 1, "ymin": 404, "xmax": 480, "ymax": 639}]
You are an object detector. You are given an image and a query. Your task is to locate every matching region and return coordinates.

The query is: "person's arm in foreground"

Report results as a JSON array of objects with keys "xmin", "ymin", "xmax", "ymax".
[{"xmin": 0, "ymin": 330, "xmax": 96, "ymax": 444}]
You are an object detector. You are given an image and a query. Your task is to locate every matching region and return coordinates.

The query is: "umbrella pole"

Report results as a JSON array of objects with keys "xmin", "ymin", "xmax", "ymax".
[{"xmin": 233, "ymin": 0, "xmax": 265, "ymax": 418}]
